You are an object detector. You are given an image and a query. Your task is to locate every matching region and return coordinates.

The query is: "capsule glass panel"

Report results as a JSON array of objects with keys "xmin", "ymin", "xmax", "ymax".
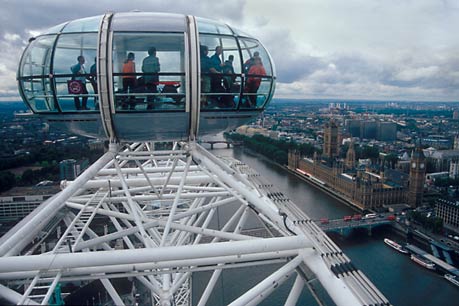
[
  {"xmin": 196, "ymin": 17, "xmax": 233, "ymax": 35},
  {"xmin": 228, "ymin": 27, "xmax": 251, "ymax": 38},
  {"xmin": 111, "ymin": 12, "xmax": 186, "ymax": 32},
  {"xmin": 62, "ymin": 16, "xmax": 102, "ymax": 33},
  {"xmin": 239, "ymin": 38, "xmax": 273, "ymax": 76},
  {"xmin": 53, "ymin": 33, "xmax": 98, "ymax": 112},
  {"xmin": 239, "ymin": 38, "xmax": 274, "ymax": 109},
  {"xmin": 199, "ymin": 34, "xmax": 242, "ymax": 110},
  {"xmin": 19, "ymin": 35, "xmax": 57, "ymax": 112},
  {"xmin": 112, "ymin": 32, "xmax": 186, "ymax": 112},
  {"xmin": 42, "ymin": 22, "xmax": 68, "ymax": 35}
]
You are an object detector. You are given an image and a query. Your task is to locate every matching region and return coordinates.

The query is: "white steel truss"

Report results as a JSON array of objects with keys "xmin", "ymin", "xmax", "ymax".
[{"xmin": 0, "ymin": 142, "xmax": 391, "ymax": 306}]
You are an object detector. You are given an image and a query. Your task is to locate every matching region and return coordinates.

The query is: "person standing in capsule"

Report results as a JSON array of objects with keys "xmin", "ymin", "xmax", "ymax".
[
  {"xmin": 70, "ymin": 55, "xmax": 89, "ymax": 110},
  {"xmin": 122, "ymin": 52, "xmax": 136, "ymax": 109},
  {"xmin": 122, "ymin": 52, "xmax": 137, "ymax": 93},
  {"xmin": 245, "ymin": 56, "xmax": 266, "ymax": 107},
  {"xmin": 142, "ymin": 47, "xmax": 160, "ymax": 109}
]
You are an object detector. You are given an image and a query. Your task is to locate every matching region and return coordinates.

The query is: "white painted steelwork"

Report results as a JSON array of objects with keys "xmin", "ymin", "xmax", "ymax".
[{"xmin": 0, "ymin": 142, "xmax": 391, "ymax": 306}]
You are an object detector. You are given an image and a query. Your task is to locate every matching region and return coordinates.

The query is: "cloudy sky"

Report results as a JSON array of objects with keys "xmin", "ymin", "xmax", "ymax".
[{"xmin": 1, "ymin": 0, "xmax": 458, "ymax": 101}]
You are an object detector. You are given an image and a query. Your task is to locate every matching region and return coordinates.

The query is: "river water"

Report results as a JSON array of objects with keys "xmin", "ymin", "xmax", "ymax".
[{"xmin": 195, "ymin": 146, "xmax": 459, "ymax": 306}]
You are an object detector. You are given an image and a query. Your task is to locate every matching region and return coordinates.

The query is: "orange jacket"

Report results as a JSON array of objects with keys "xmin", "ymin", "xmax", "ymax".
[
  {"xmin": 247, "ymin": 64, "xmax": 266, "ymax": 87},
  {"xmin": 122, "ymin": 61, "xmax": 136, "ymax": 79}
]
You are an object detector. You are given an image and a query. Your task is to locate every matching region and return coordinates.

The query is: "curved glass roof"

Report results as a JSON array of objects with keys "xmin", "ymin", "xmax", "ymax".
[
  {"xmin": 62, "ymin": 16, "xmax": 102, "ymax": 33},
  {"xmin": 195, "ymin": 17, "xmax": 233, "ymax": 35},
  {"xmin": 111, "ymin": 12, "xmax": 187, "ymax": 32},
  {"xmin": 42, "ymin": 22, "xmax": 68, "ymax": 35}
]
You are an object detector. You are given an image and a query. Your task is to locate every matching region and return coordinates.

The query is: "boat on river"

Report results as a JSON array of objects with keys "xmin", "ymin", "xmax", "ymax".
[
  {"xmin": 384, "ymin": 238, "xmax": 408, "ymax": 254},
  {"xmin": 445, "ymin": 274, "xmax": 459, "ymax": 287},
  {"xmin": 410, "ymin": 254, "xmax": 436, "ymax": 270}
]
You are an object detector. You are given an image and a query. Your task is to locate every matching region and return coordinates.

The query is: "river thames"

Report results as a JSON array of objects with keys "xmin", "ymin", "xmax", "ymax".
[{"xmin": 193, "ymin": 146, "xmax": 459, "ymax": 306}]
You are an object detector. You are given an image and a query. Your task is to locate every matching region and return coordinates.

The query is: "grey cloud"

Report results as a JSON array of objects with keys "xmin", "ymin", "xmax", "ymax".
[
  {"xmin": 380, "ymin": 54, "xmax": 459, "ymax": 92},
  {"xmin": 0, "ymin": 32, "xmax": 27, "ymax": 99},
  {"xmin": 320, "ymin": 52, "xmax": 458, "ymax": 98},
  {"xmin": 248, "ymin": 0, "xmax": 459, "ymax": 101},
  {"xmin": 275, "ymin": 56, "xmax": 326, "ymax": 83},
  {"xmin": 0, "ymin": 36, "xmax": 25, "ymax": 71},
  {"xmin": 255, "ymin": 27, "xmax": 328, "ymax": 83},
  {"xmin": 292, "ymin": 53, "xmax": 380, "ymax": 87},
  {"xmin": 0, "ymin": 0, "xmax": 248, "ymax": 100},
  {"xmin": 332, "ymin": 54, "xmax": 384, "ymax": 82},
  {"xmin": 275, "ymin": 50, "xmax": 459, "ymax": 101},
  {"xmin": 1, "ymin": 0, "xmax": 247, "ymax": 37}
]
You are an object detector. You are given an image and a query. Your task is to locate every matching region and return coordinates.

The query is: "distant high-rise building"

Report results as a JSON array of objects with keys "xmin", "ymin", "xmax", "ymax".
[
  {"xmin": 345, "ymin": 119, "xmax": 361, "ymax": 137},
  {"xmin": 377, "ymin": 122, "xmax": 397, "ymax": 141},
  {"xmin": 323, "ymin": 119, "xmax": 339, "ymax": 158},
  {"xmin": 59, "ymin": 159, "xmax": 77, "ymax": 180},
  {"xmin": 361, "ymin": 121, "xmax": 377, "ymax": 139},
  {"xmin": 345, "ymin": 120, "xmax": 396, "ymax": 141}
]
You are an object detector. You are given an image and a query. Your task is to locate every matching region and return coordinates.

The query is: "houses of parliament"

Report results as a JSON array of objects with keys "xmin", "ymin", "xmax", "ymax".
[{"xmin": 288, "ymin": 119, "xmax": 426, "ymax": 211}]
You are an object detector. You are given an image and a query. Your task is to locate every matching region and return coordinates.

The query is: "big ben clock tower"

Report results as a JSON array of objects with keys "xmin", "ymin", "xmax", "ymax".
[{"xmin": 408, "ymin": 144, "xmax": 426, "ymax": 207}]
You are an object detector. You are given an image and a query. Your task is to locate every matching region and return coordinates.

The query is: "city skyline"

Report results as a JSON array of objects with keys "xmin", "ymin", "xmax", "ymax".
[{"xmin": 0, "ymin": 0, "xmax": 458, "ymax": 102}]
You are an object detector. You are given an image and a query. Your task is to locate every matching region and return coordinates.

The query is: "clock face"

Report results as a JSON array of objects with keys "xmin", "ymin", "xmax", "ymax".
[
  {"xmin": 412, "ymin": 162, "xmax": 416, "ymax": 168},
  {"xmin": 420, "ymin": 163, "xmax": 425, "ymax": 169}
]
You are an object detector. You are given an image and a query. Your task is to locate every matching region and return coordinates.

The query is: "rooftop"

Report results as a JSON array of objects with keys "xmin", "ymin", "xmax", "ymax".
[{"xmin": 0, "ymin": 185, "xmax": 60, "ymax": 197}]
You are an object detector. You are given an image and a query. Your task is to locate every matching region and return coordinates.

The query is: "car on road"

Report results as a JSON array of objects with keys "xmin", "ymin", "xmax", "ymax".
[
  {"xmin": 363, "ymin": 213, "xmax": 377, "ymax": 219},
  {"xmin": 386, "ymin": 215, "xmax": 396, "ymax": 221}
]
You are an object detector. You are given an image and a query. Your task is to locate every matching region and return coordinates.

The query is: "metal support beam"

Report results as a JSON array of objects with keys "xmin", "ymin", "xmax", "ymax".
[
  {"xmin": 228, "ymin": 255, "xmax": 303, "ymax": 306},
  {"xmin": 101, "ymin": 278, "xmax": 125, "ymax": 306},
  {"xmin": 0, "ymin": 284, "xmax": 38, "ymax": 305},
  {"xmin": 0, "ymin": 250, "xmax": 297, "ymax": 281},
  {"xmin": 0, "ymin": 236, "xmax": 310, "ymax": 273},
  {"xmin": 284, "ymin": 274, "xmax": 304, "ymax": 306}
]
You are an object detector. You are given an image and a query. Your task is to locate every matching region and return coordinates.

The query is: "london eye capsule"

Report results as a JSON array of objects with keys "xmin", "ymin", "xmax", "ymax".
[{"xmin": 17, "ymin": 12, "xmax": 276, "ymax": 142}]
